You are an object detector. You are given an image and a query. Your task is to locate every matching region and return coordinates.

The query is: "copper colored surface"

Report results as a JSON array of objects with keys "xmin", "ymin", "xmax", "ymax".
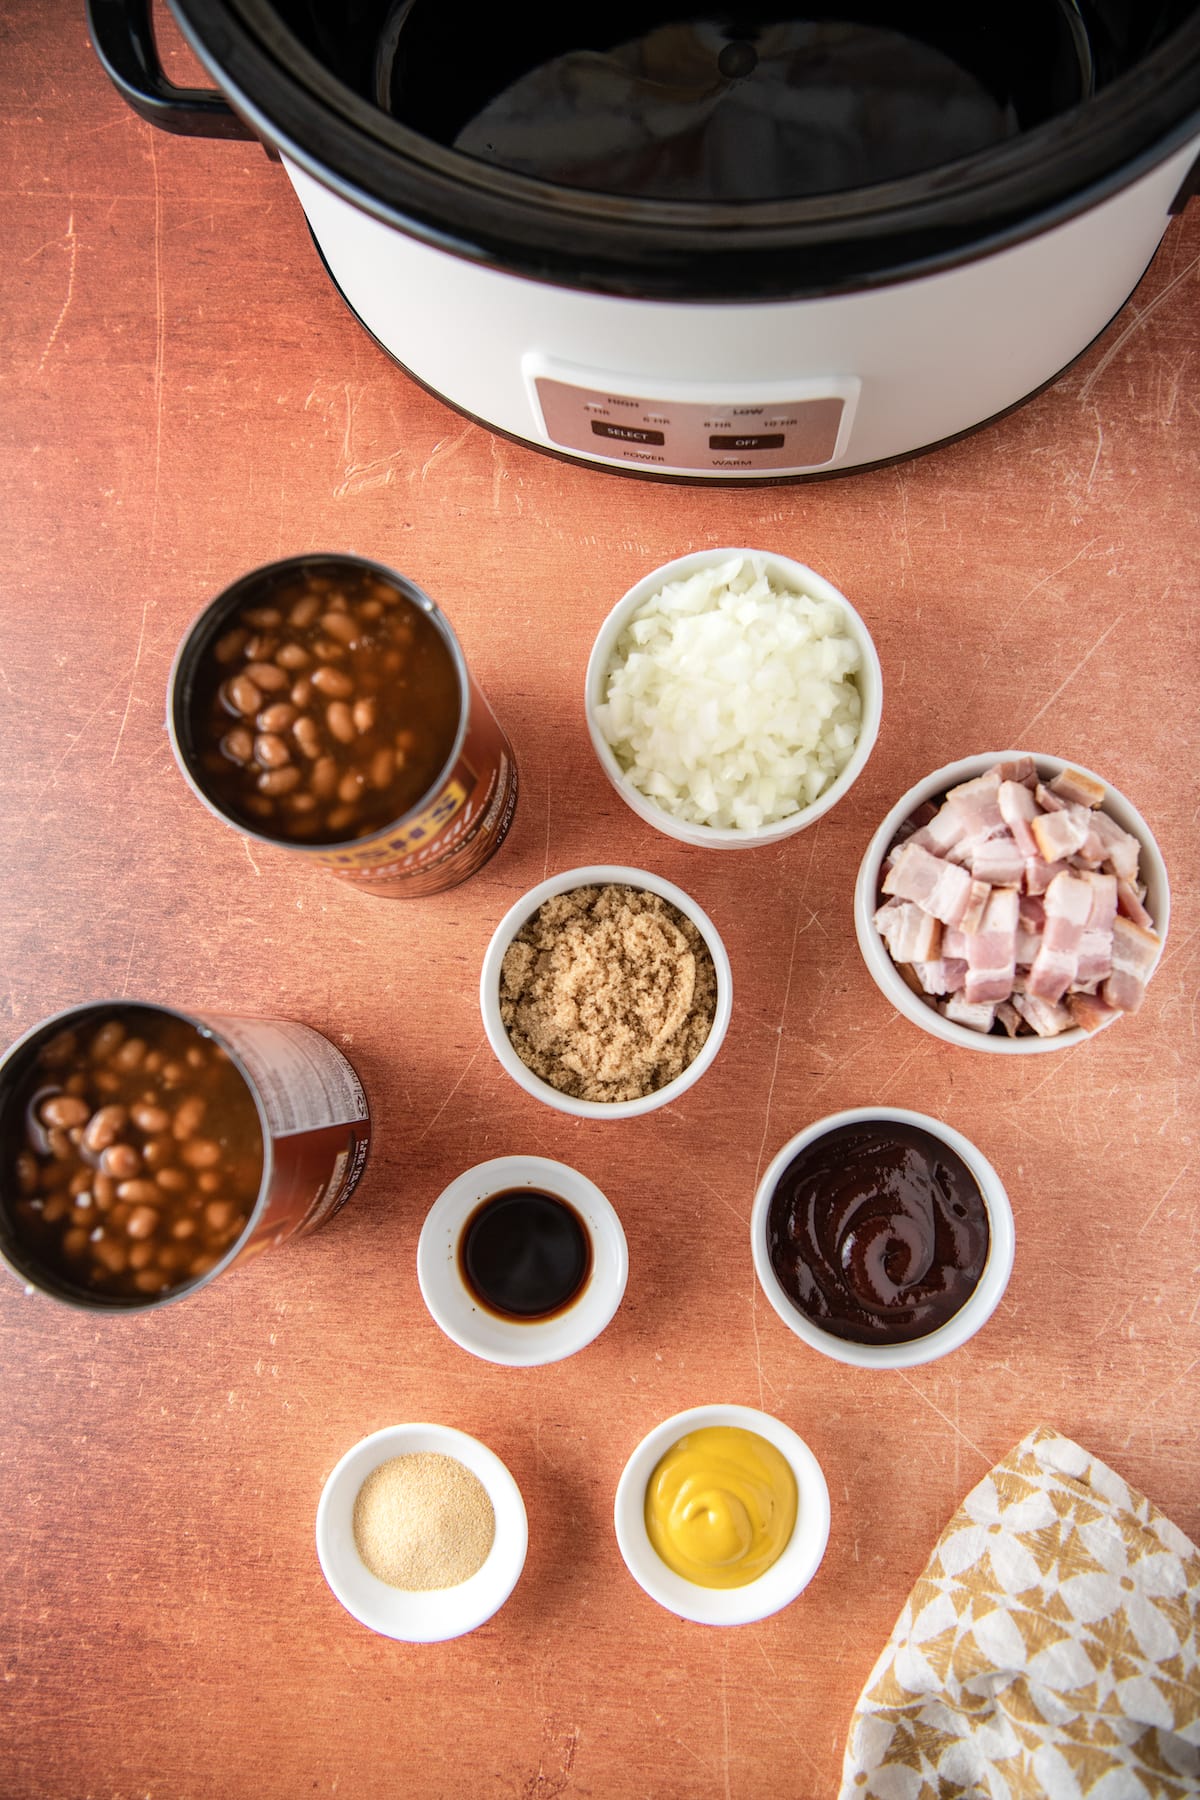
[{"xmin": 2, "ymin": 8, "xmax": 1199, "ymax": 1797}]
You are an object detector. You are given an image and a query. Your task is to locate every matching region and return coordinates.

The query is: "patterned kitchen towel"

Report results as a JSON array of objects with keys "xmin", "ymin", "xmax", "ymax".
[{"xmin": 839, "ymin": 1424, "xmax": 1200, "ymax": 1799}]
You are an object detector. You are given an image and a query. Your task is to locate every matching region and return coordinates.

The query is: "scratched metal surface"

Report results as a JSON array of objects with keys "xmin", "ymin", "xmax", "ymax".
[{"xmin": 1, "ymin": 7, "xmax": 1198, "ymax": 1797}]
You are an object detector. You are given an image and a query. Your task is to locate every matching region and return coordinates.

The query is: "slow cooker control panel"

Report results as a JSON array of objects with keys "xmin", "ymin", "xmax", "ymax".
[{"xmin": 528, "ymin": 363, "xmax": 859, "ymax": 475}]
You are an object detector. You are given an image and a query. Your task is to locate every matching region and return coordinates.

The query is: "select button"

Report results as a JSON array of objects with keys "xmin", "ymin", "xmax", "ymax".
[
  {"xmin": 709, "ymin": 432, "xmax": 786, "ymax": 451},
  {"xmin": 592, "ymin": 421, "xmax": 666, "ymax": 446}
]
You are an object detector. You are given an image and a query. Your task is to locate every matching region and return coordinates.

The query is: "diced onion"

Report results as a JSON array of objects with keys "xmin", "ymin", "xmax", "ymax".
[{"xmin": 594, "ymin": 555, "xmax": 863, "ymax": 831}]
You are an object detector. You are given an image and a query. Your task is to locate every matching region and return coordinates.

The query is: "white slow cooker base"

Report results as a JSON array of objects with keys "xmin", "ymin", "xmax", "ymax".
[{"xmin": 283, "ymin": 141, "xmax": 1199, "ymax": 478}]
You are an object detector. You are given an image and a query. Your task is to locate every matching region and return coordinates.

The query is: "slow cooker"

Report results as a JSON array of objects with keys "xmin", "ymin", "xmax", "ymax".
[{"xmin": 89, "ymin": 1, "xmax": 1200, "ymax": 479}]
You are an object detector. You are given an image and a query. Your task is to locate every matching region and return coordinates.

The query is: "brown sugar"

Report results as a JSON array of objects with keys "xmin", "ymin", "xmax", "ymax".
[
  {"xmin": 498, "ymin": 884, "xmax": 718, "ymax": 1102},
  {"xmin": 352, "ymin": 1453, "xmax": 495, "ymax": 1591}
]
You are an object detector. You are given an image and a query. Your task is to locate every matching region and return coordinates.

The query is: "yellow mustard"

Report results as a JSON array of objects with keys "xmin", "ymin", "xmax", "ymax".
[{"xmin": 644, "ymin": 1425, "xmax": 798, "ymax": 1588}]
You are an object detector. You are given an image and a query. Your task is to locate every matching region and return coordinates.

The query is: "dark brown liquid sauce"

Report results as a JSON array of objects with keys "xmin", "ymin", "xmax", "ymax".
[
  {"xmin": 766, "ymin": 1120, "xmax": 989, "ymax": 1344},
  {"xmin": 458, "ymin": 1188, "xmax": 592, "ymax": 1321}
]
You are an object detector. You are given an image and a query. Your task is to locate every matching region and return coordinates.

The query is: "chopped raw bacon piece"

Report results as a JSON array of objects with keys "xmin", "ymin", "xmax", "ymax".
[
  {"xmin": 1030, "ymin": 805, "xmax": 1089, "ymax": 862},
  {"xmin": 908, "ymin": 804, "xmax": 969, "ymax": 858},
  {"xmin": 998, "ymin": 780, "xmax": 1041, "ymax": 855},
  {"xmin": 1027, "ymin": 871, "xmax": 1094, "ymax": 1001},
  {"xmin": 1085, "ymin": 809, "xmax": 1141, "ymax": 882},
  {"xmin": 996, "ymin": 756, "xmax": 1037, "ymax": 785},
  {"xmin": 1023, "ymin": 854, "xmax": 1068, "ymax": 896},
  {"xmin": 943, "ymin": 995, "xmax": 996, "ymax": 1033},
  {"xmin": 875, "ymin": 900, "xmax": 942, "ymax": 964},
  {"xmin": 882, "ymin": 842, "xmax": 982, "ymax": 928},
  {"xmin": 1102, "ymin": 916, "xmax": 1162, "ymax": 1013},
  {"xmin": 1050, "ymin": 766, "xmax": 1106, "ymax": 809},
  {"xmin": 960, "ymin": 879, "xmax": 992, "ymax": 937},
  {"xmin": 946, "ymin": 771, "xmax": 1005, "ymax": 836},
  {"xmin": 970, "ymin": 834, "xmax": 1025, "ymax": 886},
  {"xmin": 1067, "ymin": 991, "xmax": 1119, "ymax": 1034},
  {"xmin": 912, "ymin": 958, "xmax": 968, "ymax": 995},
  {"xmin": 964, "ymin": 887, "xmax": 1019, "ymax": 1005},
  {"xmin": 1012, "ymin": 990, "xmax": 1074, "ymax": 1036},
  {"xmin": 1116, "ymin": 879, "xmax": 1154, "ymax": 928},
  {"xmin": 995, "ymin": 1000, "xmax": 1023, "ymax": 1037}
]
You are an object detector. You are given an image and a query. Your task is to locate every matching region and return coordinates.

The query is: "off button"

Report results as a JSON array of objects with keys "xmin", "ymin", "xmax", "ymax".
[{"xmin": 709, "ymin": 433, "xmax": 786, "ymax": 452}]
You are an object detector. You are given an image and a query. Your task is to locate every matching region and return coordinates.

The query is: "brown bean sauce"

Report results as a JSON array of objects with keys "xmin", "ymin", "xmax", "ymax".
[
  {"xmin": 188, "ymin": 567, "xmax": 460, "ymax": 845},
  {"xmin": 1, "ymin": 1009, "xmax": 263, "ymax": 1302},
  {"xmin": 458, "ymin": 1188, "xmax": 592, "ymax": 1322},
  {"xmin": 765, "ymin": 1120, "xmax": 989, "ymax": 1345}
]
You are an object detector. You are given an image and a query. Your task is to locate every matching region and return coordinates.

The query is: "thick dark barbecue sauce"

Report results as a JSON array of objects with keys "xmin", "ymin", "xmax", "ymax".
[{"xmin": 765, "ymin": 1121, "xmax": 989, "ymax": 1345}]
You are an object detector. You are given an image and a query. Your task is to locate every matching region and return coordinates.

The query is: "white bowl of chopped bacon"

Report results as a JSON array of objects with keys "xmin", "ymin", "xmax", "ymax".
[{"xmin": 853, "ymin": 753, "xmax": 1170, "ymax": 1053}]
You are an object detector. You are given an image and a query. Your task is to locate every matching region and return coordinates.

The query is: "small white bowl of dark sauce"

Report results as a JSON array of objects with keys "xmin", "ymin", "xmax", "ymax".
[
  {"xmin": 416, "ymin": 1155, "xmax": 628, "ymax": 1367},
  {"xmin": 750, "ymin": 1108, "xmax": 1014, "ymax": 1370}
]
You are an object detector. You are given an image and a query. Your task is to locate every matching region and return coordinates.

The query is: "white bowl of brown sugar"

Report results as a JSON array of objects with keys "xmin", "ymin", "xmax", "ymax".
[
  {"xmin": 315, "ymin": 1422, "xmax": 527, "ymax": 1642},
  {"xmin": 479, "ymin": 867, "xmax": 733, "ymax": 1119}
]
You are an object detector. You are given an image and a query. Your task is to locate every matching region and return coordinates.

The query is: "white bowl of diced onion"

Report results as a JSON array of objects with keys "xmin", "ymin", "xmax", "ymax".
[
  {"xmin": 853, "ymin": 752, "xmax": 1170, "ymax": 1054},
  {"xmin": 585, "ymin": 549, "xmax": 883, "ymax": 849}
]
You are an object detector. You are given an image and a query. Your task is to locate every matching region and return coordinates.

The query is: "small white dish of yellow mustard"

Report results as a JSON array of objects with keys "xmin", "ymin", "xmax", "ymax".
[{"xmin": 613, "ymin": 1403, "xmax": 830, "ymax": 1625}]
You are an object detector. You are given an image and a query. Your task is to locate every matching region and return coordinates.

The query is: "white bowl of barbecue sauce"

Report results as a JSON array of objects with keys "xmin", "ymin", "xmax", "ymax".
[{"xmin": 417, "ymin": 1155, "xmax": 628, "ymax": 1367}]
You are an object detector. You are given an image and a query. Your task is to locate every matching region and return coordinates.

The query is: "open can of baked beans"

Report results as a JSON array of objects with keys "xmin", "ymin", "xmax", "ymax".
[
  {"xmin": 167, "ymin": 553, "xmax": 518, "ymax": 898},
  {"xmin": 0, "ymin": 1001, "xmax": 371, "ymax": 1312}
]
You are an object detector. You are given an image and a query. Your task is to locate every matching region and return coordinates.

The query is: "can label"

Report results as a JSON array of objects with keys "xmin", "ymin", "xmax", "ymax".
[{"xmin": 203, "ymin": 1014, "xmax": 371, "ymax": 1242}]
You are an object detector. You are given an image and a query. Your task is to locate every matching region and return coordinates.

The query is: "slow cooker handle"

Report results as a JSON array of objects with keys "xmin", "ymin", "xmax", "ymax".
[{"xmin": 86, "ymin": 0, "xmax": 257, "ymax": 139}]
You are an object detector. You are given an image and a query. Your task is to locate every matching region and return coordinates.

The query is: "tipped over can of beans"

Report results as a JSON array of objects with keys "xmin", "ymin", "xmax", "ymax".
[
  {"xmin": 168, "ymin": 553, "xmax": 519, "ymax": 898},
  {"xmin": 0, "ymin": 1002, "xmax": 371, "ymax": 1311}
]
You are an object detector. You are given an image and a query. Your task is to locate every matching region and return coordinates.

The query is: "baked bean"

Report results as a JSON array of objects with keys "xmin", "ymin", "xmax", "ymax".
[
  {"xmin": 182, "ymin": 1138, "xmax": 221, "ymax": 1170},
  {"xmin": 254, "ymin": 733, "xmax": 292, "ymax": 769},
  {"xmin": 358, "ymin": 599, "xmax": 383, "ymax": 621},
  {"xmin": 131, "ymin": 1103, "xmax": 170, "ymax": 1134},
  {"xmin": 325, "ymin": 805, "xmax": 356, "ymax": 834},
  {"xmin": 223, "ymin": 673, "xmax": 263, "ymax": 716},
  {"xmin": 128, "ymin": 1241, "xmax": 155, "ymax": 1269},
  {"xmin": 171, "ymin": 1217, "xmax": 197, "ymax": 1240},
  {"xmin": 257, "ymin": 702, "xmax": 297, "ymax": 734},
  {"xmin": 156, "ymin": 1168, "xmax": 188, "ymax": 1193},
  {"xmin": 290, "ymin": 676, "xmax": 314, "ymax": 708},
  {"xmin": 42, "ymin": 1196, "xmax": 68, "ymax": 1225},
  {"xmin": 244, "ymin": 633, "xmax": 279, "ymax": 662},
  {"xmin": 311, "ymin": 665, "xmax": 354, "ymax": 699},
  {"xmin": 338, "ymin": 769, "xmax": 367, "ymax": 805},
  {"xmin": 275, "ymin": 641, "xmax": 310, "ymax": 671},
  {"xmin": 243, "ymin": 794, "xmax": 274, "ymax": 819},
  {"xmin": 47, "ymin": 1127, "xmax": 72, "ymax": 1160},
  {"xmin": 15, "ymin": 1152, "xmax": 37, "ymax": 1195},
  {"xmin": 93, "ymin": 1069, "xmax": 121, "ymax": 1097},
  {"xmin": 116, "ymin": 1179, "xmax": 162, "ymax": 1206},
  {"xmin": 143, "ymin": 1051, "xmax": 163, "ymax": 1075},
  {"xmin": 69, "ymin": 1168, "xmax": 94, "ymax": 1198},
  {"xmin": 63, "ymin": 1227, "xmax": 89, "ymax": 1259},
  {"xmin": 125, "ymin": 1204, "xmax": 160, "ymax": 1240},
  {"xmin": 216, "ymin": 729, "xmax": 251, "ymax": 768},
  {"xmin": 244, "ymin": 661, "xmax": 288, "ymax": 693},
  {"xmin": 284, "ymin": 790, "xmax": 318, "ymax": 816},
  {"xmin": 39, "ymin": 1094, "xmax": 90, "ymax": 1130},
  {"xmin": 113, "ymin": 1037, "xmax": 147, "ymax": 1072},
  {"xmin": 65, "ymin": 1072, "xmax": 89, "ymax": 1097},
  {"xmin": 42, "ymin": 1031, "xmax": 79, "ymax": 1066},
  {"xmin": 369, "ymin": 748, "xmax": 395, "ymax": 790},
  {"xmin": 93, "ymin": 1173, "xmax": 116, "ymax": 1208},
  {"xmin": 214, "ymin": 626, "xmax": 249, "ymax": 663},
  {"xmin": 91, "ymin": 1235, "xmax": 127, "ymax": 1275},
  {"xmin": 101, "ymin": 1143, "xmax": 141, "ymax": 1181},
  {"xmin": 81, "ymin": 1106, "xmax": 125, "ymax": 1155},
  {"xmin": 353, "ymin": 698, "xmax": 377, "ymax": 734},
  {"xmin": 133, "ymin": 1268, "xmax": 166, "ymax": 1294},
  {"xmin": 172, "ymin": 1095, "xmax": 206, "ymax": 1139},
  {"xmin": 198, "ymin": 1171, "xmax": 222, "ymax": 1195},
  {"xmin": 312, "ymin": 757, "xmax": 339, "ymax": 799},
  {"xmin": 91, "ymin": 1021, "xmax": 125, "ymax": 1059},
  {"xmin": 326, "ymin": 701, "xmax": 356, "ymax": 744},
  {"xmin": 395, "ymin": 727, "xmax": 418, "ymax": 755},
  {"xmin": 141, "ymin": 1135, "xmax": 175, "ymax": 1171},
  {"xmin": 293, "ymin": 716, "xmax": 322, "ymax": 759},
  {"xmin": 312, "ymin": 638, "xmax": 346, "ymax": 663},
  {"xmin": 320, "ymin": 610, "xmax": 359, "ymax": 645},
  {"xmin": 189, "ymin": 1253, "xmax": 218, "ymax": 1278},
  {"xmin": 161, "ymin": 1060, "xmax": 186, "ymax": 1084},
  {"xmin": 288, "ymin": 593, "xmax": 321, "ymax": 628},
  {"xmin": 242, "ymin": 605, "xmax": 282, "ymax": 629},
  {"xmin": 258, "ymin": 766, "xmax": 301, "ymax": 797}
]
